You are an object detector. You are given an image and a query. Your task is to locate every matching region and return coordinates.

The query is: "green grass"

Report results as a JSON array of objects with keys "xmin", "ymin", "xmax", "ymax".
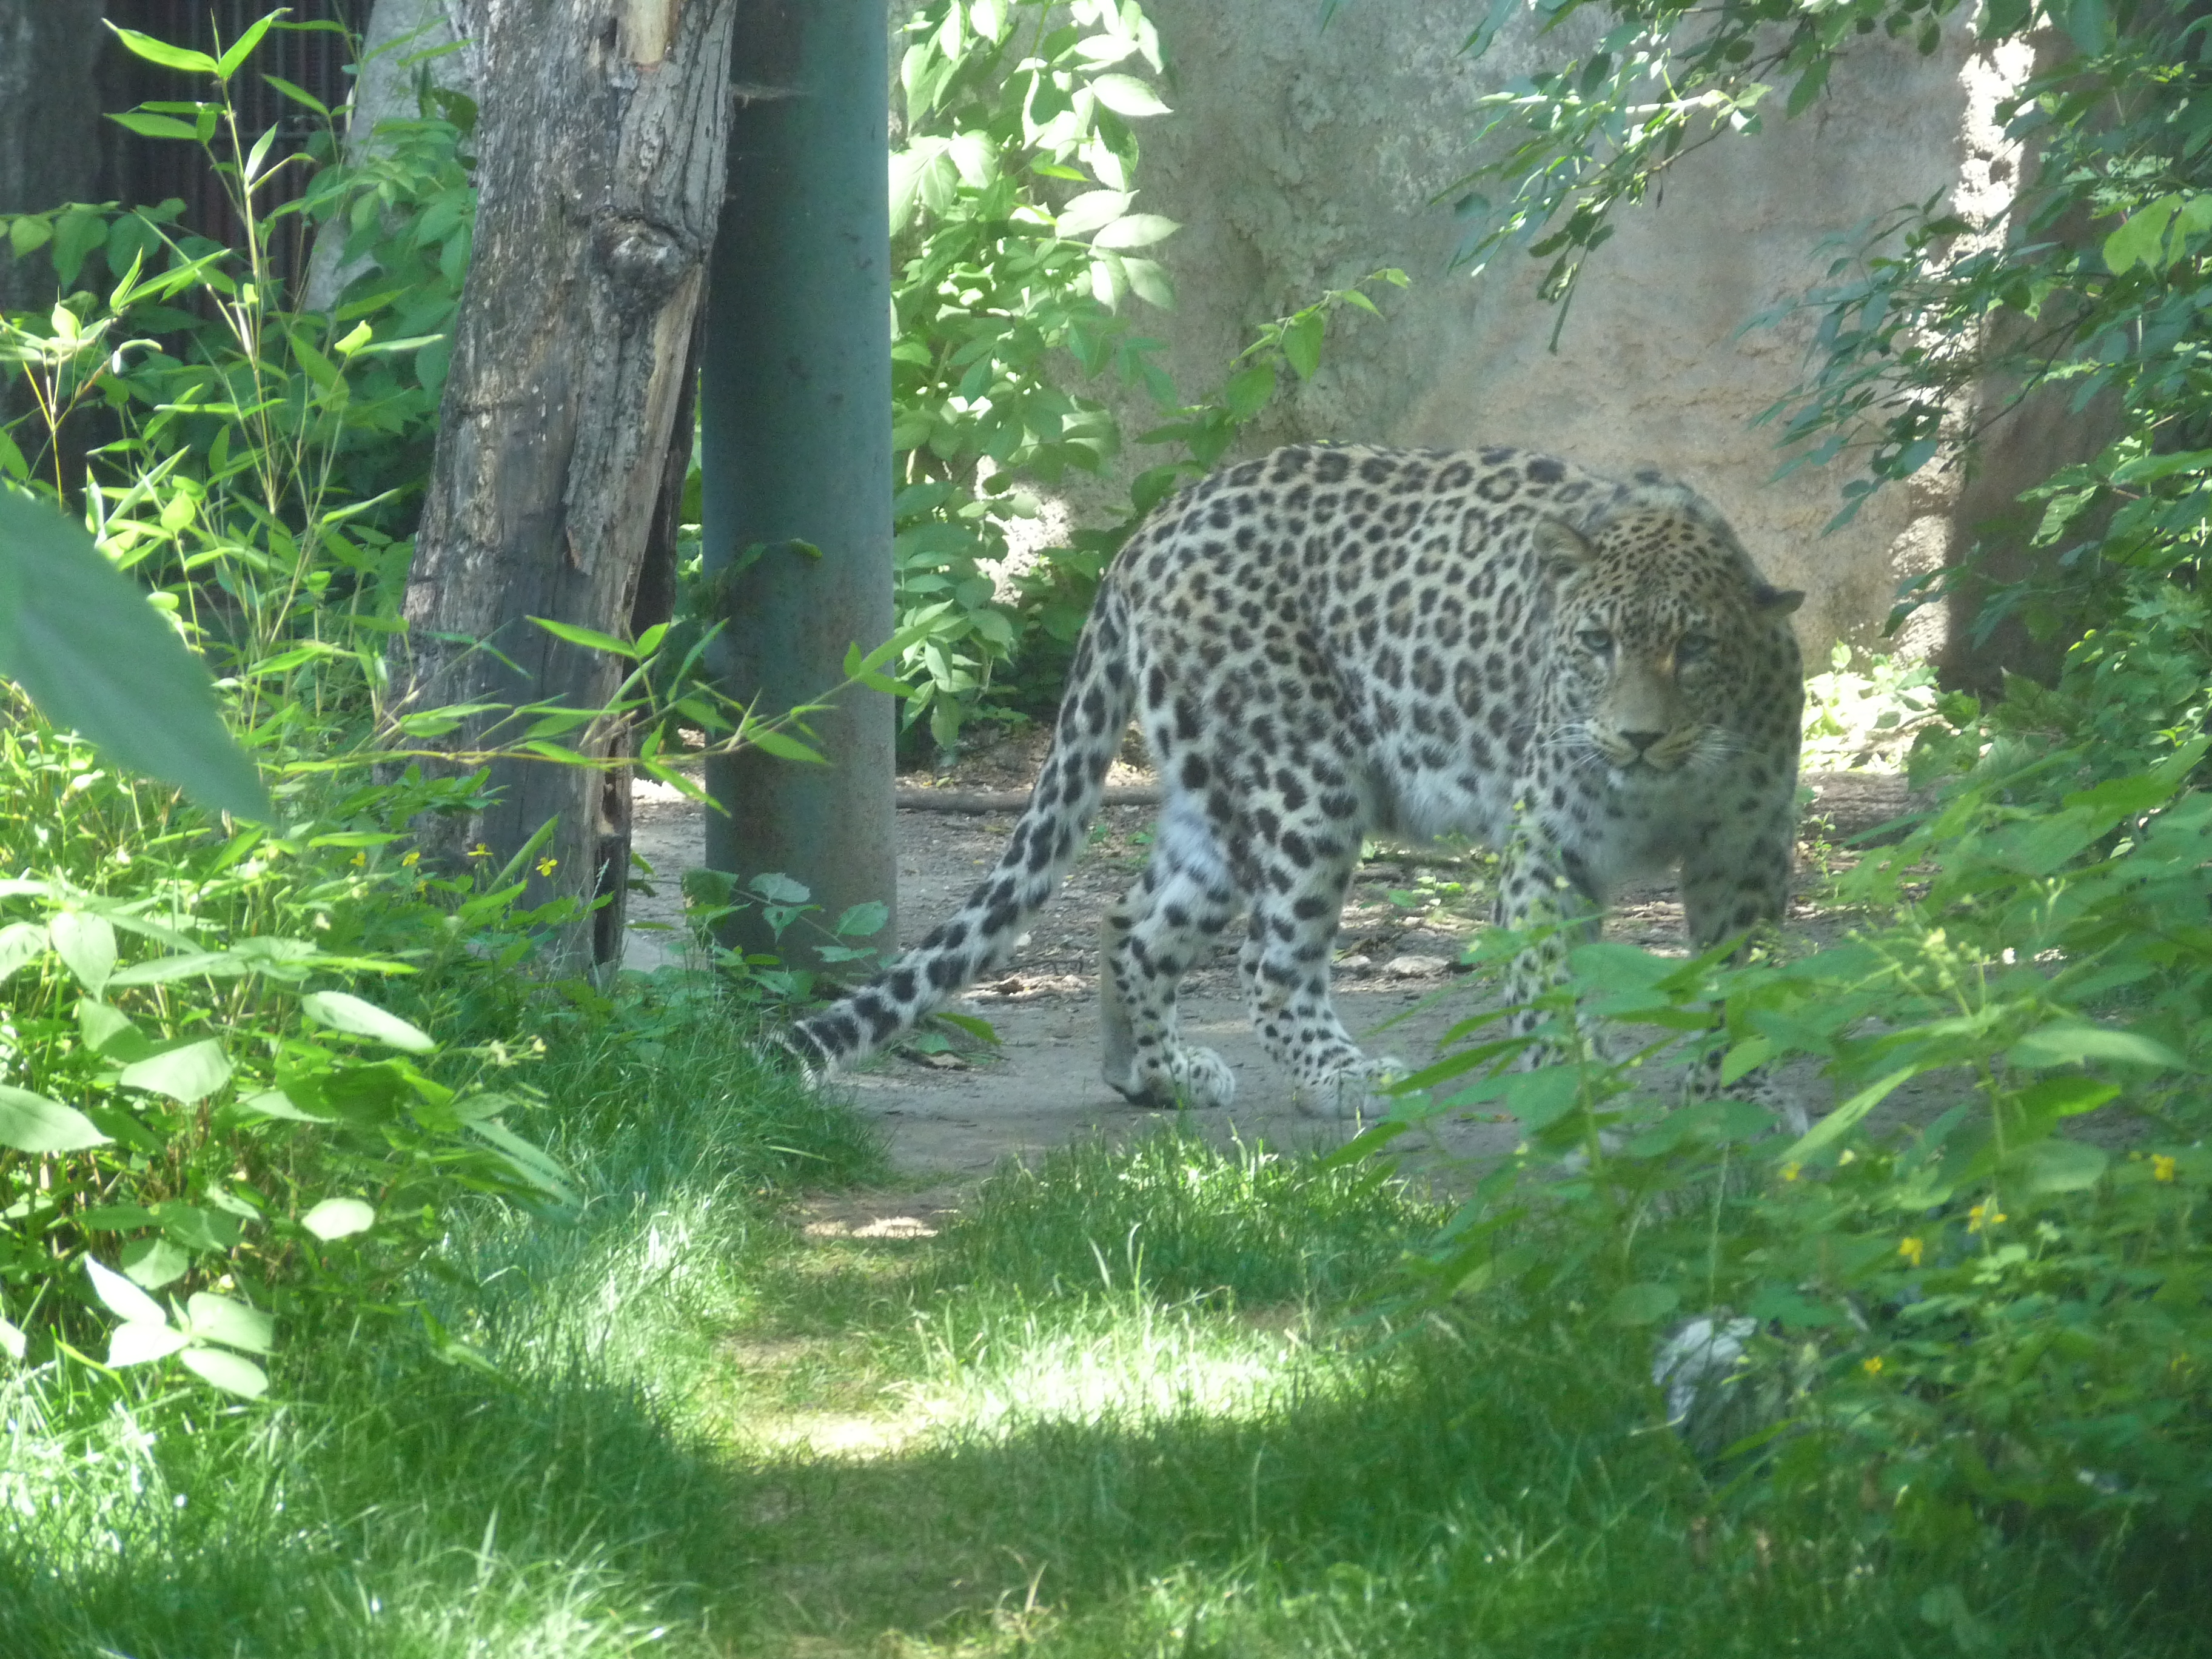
[
  {"xmin": 0, "ymin": 977, "xmax": 880, "ymax": 1658},
  {"xmin": 0, "ymin": 1004, "xmax": 2202, "ymax": 1657}
]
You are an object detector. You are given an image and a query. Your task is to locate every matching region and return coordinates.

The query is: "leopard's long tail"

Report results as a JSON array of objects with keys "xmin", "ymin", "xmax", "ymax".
[{"xmin": 783, "ymin": 578, "xmax": 1138, "ymax": 1071}]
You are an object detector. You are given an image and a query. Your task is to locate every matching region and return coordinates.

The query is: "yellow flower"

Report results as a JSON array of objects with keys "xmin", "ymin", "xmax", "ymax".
[
  {"xmin": 1781, "ymin": 1161, "xmax": 1802, "ymax": 1182},
  {"xmin": 468, "ymin": 842, "xmax": 491, "ymax": 860},
  {"xmin": 401, "ymin": 850, "xmax": 420, "ymax": 868},
  {"xmin": 2153, "ymin": 1154, "xmax": 2178, "ymax": 1183},
  {"xmin": 1968, "ymin": 1199, "xmax": 2006, "ymax": 1234},
  {"xmin": 1838, "ymin": 1148, "xmax": 1857, "ymax": 1167},
  {"xmin": 350, "ymin": 851, "xmax": 366, "ymax": 868},
  {"xmin": 1862, "ymin": 1356, "xmax": 1885, "ymax": 1378},
  {"xmin": 1899, "ymin": 1236, "xmax": 1925, "ymax": 1268},
  {"xmin": 535, "ymin": 855, "xmax": 558, "ymax": 877}
]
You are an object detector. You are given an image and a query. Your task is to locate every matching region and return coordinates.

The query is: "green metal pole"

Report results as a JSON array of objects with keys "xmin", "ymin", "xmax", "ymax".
[{"xmin": 701, "ymin": 0, "xmax": 897, "ymax": 968}]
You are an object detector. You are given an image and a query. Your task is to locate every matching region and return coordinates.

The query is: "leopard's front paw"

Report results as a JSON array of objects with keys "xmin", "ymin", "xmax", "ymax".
[
  {"xmin": 1107, "ymin": 1044, "xmax": 1236, "ymax": 1110},
  {"xmin": 1300, "ymin": 1054, "xmax": 1409, "ymax": 1121}
]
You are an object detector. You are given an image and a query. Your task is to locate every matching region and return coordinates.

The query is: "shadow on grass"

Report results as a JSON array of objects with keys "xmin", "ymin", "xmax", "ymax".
[
  {"xmin": 4, "ymin": 1105, "xmax": 2202, "ymax": 1659},
  {"xmin": 705, "ymin": 1227, "xmax": 2196, "ymax": 1659}
]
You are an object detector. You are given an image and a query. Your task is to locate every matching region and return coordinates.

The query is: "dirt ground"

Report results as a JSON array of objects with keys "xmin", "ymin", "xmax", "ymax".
[{"xmin": 625, "ymin": 731, "xmax": 1923, "ymax": 1208}]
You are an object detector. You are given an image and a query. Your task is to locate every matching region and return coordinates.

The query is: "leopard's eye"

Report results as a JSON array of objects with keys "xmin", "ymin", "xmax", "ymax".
[
  {"xmin": 1576, "ymin": 627, "xmax": 1614, "ymax": 654},
  {"xmin": 1676, "ymin": 631, "xmax": 1714, "ymax": 663}
]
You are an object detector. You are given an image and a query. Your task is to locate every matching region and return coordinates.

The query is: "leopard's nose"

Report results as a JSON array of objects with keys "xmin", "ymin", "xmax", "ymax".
[{"xmin": 1618, "ymin": 729, "xmax": 1666, "ymax": 756}]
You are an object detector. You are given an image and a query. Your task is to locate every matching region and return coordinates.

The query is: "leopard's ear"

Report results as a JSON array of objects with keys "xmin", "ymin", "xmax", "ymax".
[
  {"xmin": 1531, "ymin": 515, "xmax": 1595, "ymax": 578},
  {"xmin": 1753, "ymin": 583, "xmax": 1806, "ymax": 616}
]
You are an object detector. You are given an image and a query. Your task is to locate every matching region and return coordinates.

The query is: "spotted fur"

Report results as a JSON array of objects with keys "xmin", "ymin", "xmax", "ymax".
[{"xmin": 786, "ymin": 444, "xmax": 1805, "ymax": 1117}]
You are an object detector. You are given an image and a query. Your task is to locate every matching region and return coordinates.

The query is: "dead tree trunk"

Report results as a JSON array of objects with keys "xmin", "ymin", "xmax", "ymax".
[{"xmin": 400, "ymin": 0, "xmax": 735, "ymax": 976}]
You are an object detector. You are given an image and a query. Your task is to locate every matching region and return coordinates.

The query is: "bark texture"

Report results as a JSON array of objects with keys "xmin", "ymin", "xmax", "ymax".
[{"xmin": 401, "ymin": 0, "xmax": 735, "ymax": 973}]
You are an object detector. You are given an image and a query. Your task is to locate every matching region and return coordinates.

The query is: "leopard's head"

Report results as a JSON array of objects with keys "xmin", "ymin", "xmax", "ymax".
[{"xmin": 1532, "ymin": 481, "xmax": 1804, "ymax": 782}]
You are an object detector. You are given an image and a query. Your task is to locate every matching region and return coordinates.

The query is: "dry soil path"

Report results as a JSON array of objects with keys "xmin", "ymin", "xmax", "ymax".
[{"xmin": 623, "ymin": 736, "xmax": 1923, "ymax": 1221}]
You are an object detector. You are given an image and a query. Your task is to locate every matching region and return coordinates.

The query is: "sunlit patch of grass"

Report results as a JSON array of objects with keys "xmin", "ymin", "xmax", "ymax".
[
  {"xmin": 911, "ymin": 1282, "xmax": 1339, "ymax": 1437},
  {"xmin": 926, "ymin": 1127, "xmax": 1439, "ymax": 1308},
  {"xmin": 713, "ymin": 1131, "xmax": 2211, "ymax": 1658},
  {"xmin": 5, "ymin": 1029, "xmax": 2205, "ymax": 1658}
]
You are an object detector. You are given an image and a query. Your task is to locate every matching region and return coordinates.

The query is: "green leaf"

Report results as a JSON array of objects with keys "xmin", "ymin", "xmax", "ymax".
[
  {"xmin": 1496, "ymin": 1064, "xmax": 1581, "ymax": 1131},
  {"xmin": 1604, "ymin": 1282, "xmax": 1680, "ymax": 1326},
  {"xmin": 0, "ymin": 491, "xmax": 268, "ymax": 817},
  {"xmin": 186, "ymin": 1291, "xmax": 272, "ymax": 1353},
  {"xmin": 466, "ymin": 1117, "xmax": 577, "ymax": 1205},
  {"xmin": 1783, "ymin": 1065, "xmax": 1917, "ymax": 1161},
  {"xmin": 1121, "ymin": 256, "xmax": 1175, "ymax": 308},
  {"xmin": 2103, "ymin": 195, "xmax": 2178, "ymax": 274},
  {"xmin": 215, "ymin": 12, "xmax": 283, "ymax": 81},
  {"xmin": 0, "ymin": 921, "xmax": 47, "ymax": 984},
  {"xmin": 1056, "ymin": 189, "xmax": 1133, "ymax": 238},
  {"xmin": 933, "ymin": 1011, "xmax": 1001, "ymax": 1045},
  {"xmin": 261, "ymin": 73, "xmax": 329, "ymax": 117},
  {"xmin": 237, "ymin": 1088, "xmax": 333, "ymax": 1123},
  {"xmin": 748, "ymin": 728, "xmax": 826, "ymax": 763},
  {"xmin": 1282, "ymin": 312, "xmax": 1326, "ymax": 380},
  {"xmin": 107, "ymin": 112, "xmax": 206, "ymax": 140},
  {"xmin": 749, "ymin": 872, "xmax": 811, "ymax": 905},
  {"xmin": 85, "ymin": 1256, "xmax": 167, "ymax": 1326},
  {"xmin": 49, "ymin": 912, "xmax": 116, "ymax": 994},
  {"xmin": 178, "ymin": 1345, "xmax": 268, "ymax": 1397},
  {"xmin": 110, "ymin": 1321, "xmax": 190, "ymax": 1367},
  {"xmin": 2058, "ymin": 0, "xmax": 2108, "ymax": 54},
  {"xmin": 2013, "ymin": 1138, "xmax": 2109, "ymax": 1195},
  {"xmin": 107, "ymin": 950, "xmax": 252, "ymax": 987},
  {"xmin": 530, "ymin": 616, "xmax": 638, "ymax": 657},
  {"xmin": 8, "ymin": 216, "xmax": 52, "ymax": 258},
  {"xmin": 2108, "ymin": 445, "xmax": 2212, "ymax": 485},
  {"xmin": 1222, "ymin": 365, "xmax": 1278, "ymax": 422},
  {"xmin": 0, "ymin": 1084, "xmax": 109, "ymax": 1153},
  {"xmin": 105, "ymin": 26, "xmax": 221, "ymax": 75},
  {"xmin": 1786, "ymin": 58, "xmax": 1831, "ymax": 118},
  {"xmin": 1093, "ymin": 213, "xmax": 1179, "ymax": 250},
  {"xmin": 79, "ymin": 1000, "xmax": 149, "ymax": 1060},
  {"xmin": 300, "ymin": 991, "xmax": 435, "ymax": 1053},
  {"xmin": 287, "ymin": 328, "xmax": 343, "ymax": 391},
  {"xmin": 121, "ymin": 1238, "xmax": 189, "ymax": 1290},
  {"xmin": 119, "ymin": 1039, "xmax": 233, "ymax": 1105},
  {"xmin": 76, "ymin": 1204, "xmax": 159, "ymax": 1232},
  {"xmin": 2009, "ymin": 1021, "xmax": 2183, "ymax": 1070},
  {"xmin": 834, "ymin": 901, "xmax": 889, "ymax": 938},
  {"xmin": 154, "ymin": 1201, "xmax": 240, "ymax": 1253},
  {"xmin": 2013, "ymin": 1075, "xmax": 2118, "ymax": 1120},
  {"xmin": 1090, "ymin": 74, "xmax": 1171, "ymax": 118},
  {"xmin": 301, "ymin": 1197, "xmax": 375, "ymax": 1241}
]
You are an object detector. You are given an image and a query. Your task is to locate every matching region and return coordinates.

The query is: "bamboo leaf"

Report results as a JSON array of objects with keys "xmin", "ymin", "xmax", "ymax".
[
  {"xmin": 529, "ymin": 617, "xmax": 638, "ymax": 657},
  {"xmin": 105, "ymin": 26, "xmax": 221, "ymax": 75},
  {"xmin": 215, "ymin": 12, "xmax": 285, "ymax": 81}
]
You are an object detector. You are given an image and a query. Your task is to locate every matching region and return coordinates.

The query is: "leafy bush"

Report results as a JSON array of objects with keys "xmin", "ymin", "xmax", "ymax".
[
  {"xmin": 880, "ymin": 0, "xmax": 1406, "ymax": 746},
  {"xmin": 0, "ymin": 16, "xmax": 628, "ymax": 1398},
  {"xmin": 1325, "ymin": 0, "xmax": 2212, "ymax": 1564}
]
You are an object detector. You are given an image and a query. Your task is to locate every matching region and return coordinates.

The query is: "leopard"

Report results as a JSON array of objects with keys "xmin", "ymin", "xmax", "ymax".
[{"xmin": 785, "ymin": 443, "xmax": 1805, "ymax": 1118}]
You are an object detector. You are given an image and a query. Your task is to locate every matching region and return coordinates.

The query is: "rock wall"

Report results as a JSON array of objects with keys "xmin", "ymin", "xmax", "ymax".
[{"xmin": 1111, "ymin": 2, "xmax": 2050, "ymax": 665}]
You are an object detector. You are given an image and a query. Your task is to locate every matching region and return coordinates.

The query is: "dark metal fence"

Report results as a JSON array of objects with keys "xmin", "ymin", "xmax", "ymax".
[{"xmin": 104, "ymin": 1, "xmax": 370, "ymax": 292}]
